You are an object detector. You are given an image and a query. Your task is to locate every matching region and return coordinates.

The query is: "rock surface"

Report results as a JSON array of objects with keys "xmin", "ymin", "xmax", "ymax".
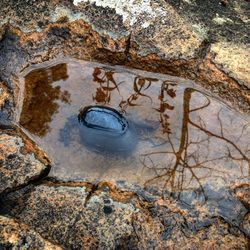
[
  {"xmin": 0, "ymin": 130, "xmax": 50, "ymax": 195},
  {"xmin": 0, "ymin": 0, "xmax": 249, "ymax": 110},
  {"xmin": 0, "ymin": 182, "xmax": 138, "ymax": 249},
  {"xmin": 0, "ymin": 0, "xmax": 249, "ymax": 248},
  {"xmin": 0, "ymin": 215, "xmax": 62, "ymax": 249},
  {"xmin": 211, "ymin": 42, "xmax": 250, "ymax": 88},
  {"xmin": 0, "ymin": 82, "xmax": 13, "ymax": 126},
  {"xmin": 0, "ymin": 180, "xmax": 249, "ymax": 249}
]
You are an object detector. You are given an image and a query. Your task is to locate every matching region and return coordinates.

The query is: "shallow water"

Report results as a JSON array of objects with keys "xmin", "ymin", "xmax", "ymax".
[{"xmin": 19, "ymin": 59, "xmax": 250, "ymax": 197}]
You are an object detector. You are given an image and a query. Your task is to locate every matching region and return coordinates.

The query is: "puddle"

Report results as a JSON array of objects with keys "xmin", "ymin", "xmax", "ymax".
[{"xmin": 18, "ymin": 59, "xmax": 250, "ymax": 197}]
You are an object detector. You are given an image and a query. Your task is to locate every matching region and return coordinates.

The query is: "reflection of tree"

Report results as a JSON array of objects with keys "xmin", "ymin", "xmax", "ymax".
[
  {"xmin": 92, "ymin": 67, "xmax": 121, "ymax": 104},
  {"xmin": 141, "ymin": 88, "xmax": 250, "ymax": 201},
  {"xmin": 92, "ymin": 69, "xmax": 177, "ymax": 135},
  {"xmin": 155, "ymin": 81, "xmax": 176, "ymax": 134},
  {"xmin": 90, "ymin": 67, "xmax": 250, "ymax": 199},
  {"xmin": 119, "ymin": 76, "xmax": 157, "ymax": 111},
  {"xmin": 20, "ymin": 63, "xmax": 71, "ymax": 137}
]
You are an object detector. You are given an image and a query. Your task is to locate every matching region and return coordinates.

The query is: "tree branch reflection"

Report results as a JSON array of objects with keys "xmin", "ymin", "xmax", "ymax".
[{"xmin": 141, "ymin": 87, "xmax": 250, "ymax": 202}]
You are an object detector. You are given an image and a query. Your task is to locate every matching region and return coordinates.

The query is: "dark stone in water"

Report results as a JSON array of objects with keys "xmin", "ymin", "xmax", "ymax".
[
  {"xmin": 78, "ymin": 106, "xmax": 128, "ymax": 134},
  {"xmin": 78, "ymin": 106, "xmax": 136, "ymax": 155}
]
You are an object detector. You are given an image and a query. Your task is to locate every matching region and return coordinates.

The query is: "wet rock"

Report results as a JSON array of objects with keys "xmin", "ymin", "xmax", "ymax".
[
  {"xmin": 0, "ymin": 0, "xmax": 249, "ymax": 248},
  {"xmin": 0, "ymin": 215, "xmax": 62, "ymax": 249},
  {"xmin": 175, "ymin": 184, "xmax": 249, "ymax": 231},
  {"xmin": 0, "ymin": 132, "xmax": 50, "ymax": 195},
  {"xmin": 78, "ymin": 106, "xmax": 137, "ymax": 154},
  {"xmin": 0, "ymin": 0, "xmax": 249, "ymax": 111},
  {"xmin": 78, "ymin": 106, "xmax": 128, "ymax": 134},
  {"xmin": 0, "ymin": 182, "xmax": 138, "ymax": 249}
]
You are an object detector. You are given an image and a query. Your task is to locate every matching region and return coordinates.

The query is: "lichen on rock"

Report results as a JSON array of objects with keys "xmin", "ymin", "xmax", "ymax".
[
  {"xmin": 0, "ymin": 132, "xmax": 50, "ymax": 195},
  {"xmin": 0, "ymin": 215, "xmax": 62, "ymax": 249}
]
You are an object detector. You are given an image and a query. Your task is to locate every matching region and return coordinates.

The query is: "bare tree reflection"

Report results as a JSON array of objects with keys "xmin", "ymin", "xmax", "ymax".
[
  {"xmin": 119, "ymin": 76, "xmax": 157, "ymax": 111},
  {"xmin": 20, "ymin": 63, "xmax": 71, "ymax": 137},
  {"xmin": 154, "ymin": 81, "xmax": 177, "ymax": 134},
  {"xmin": 92, "ymin": 67, "xmax": 121, "ymax": 104},
  {"xmin": 91, "ymin": 67, "xmax": 250, "ymax": 201},
  {"xmin": 141, "ymin": 88, "xmax": 250, "ymax": 202}
]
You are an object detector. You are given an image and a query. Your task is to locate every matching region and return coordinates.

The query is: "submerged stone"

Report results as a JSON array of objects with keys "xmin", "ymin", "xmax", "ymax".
[
  {"xmin": 78, "ymin": 106, "xmax": 128, "ymax": 134},
  {"xmin": 78, "ymin": 105, "xmax": 136, "ymax": 155}
]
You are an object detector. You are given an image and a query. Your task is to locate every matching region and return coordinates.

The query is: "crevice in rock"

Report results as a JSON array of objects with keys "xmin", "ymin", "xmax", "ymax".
[
  {"xmin": 196, "ymin": 39, "xmax": 211, "ymax": 61},
  {"xmin": 124, "ymin": 31, "xmax": 132, "ymax": 62},
  {"xmin": 84, "ymin": 184, "xmax": 99, "ymax": 207}
]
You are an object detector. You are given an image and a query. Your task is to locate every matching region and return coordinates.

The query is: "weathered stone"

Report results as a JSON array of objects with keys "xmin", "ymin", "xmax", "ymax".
[
  {"xmin": 133, "ymin": 201, "xmax": 248, "ymax": 249},
  {"xmin": 131, "ymin": 2, "xmax": 204, "ymax": 60},
  {"xmin": 0, "ymin": 0, "xmax": 249, "ymax": 111},
  {"xmin": 0, "ymin": 0, "xmax": 249, "ymax": 248},
  {"xmin": 0, "ymin": 82, "xmax": 13, "ymax": 126},
  {"xmin": 211, "ymin": 42, "xmax": 250, "ymax": 88},
  {"xmin": 78, "ymin": 105, "xmax": 128, "ymax": 134},
  {"xmin": 0, "ymin": 82, "xmax": 9, "ymax": 109},
  {"xmin": 166, "ymin": 0, "xmax": 250, "ymax": 44},
  {"xmin": 0, "ymin": 215, "xmax": 62, "ymax": 249},
  {"xmin": 0, "ymin": 182, "xmax": 138, "ymax": 249},
  {"xmin": 231, "ymin": 180, "xmax": 250, "ymax": 210},
  {"xmin": 0, "ymin": 131, "xmax": 50, "ymax": 195},
  {"xmin": 1, "ymin": 180, "xmax": 249, "ymax": 249},
  {"xmin": 73, "ymin": 0, "xmax": 204, "ymax": 60}
]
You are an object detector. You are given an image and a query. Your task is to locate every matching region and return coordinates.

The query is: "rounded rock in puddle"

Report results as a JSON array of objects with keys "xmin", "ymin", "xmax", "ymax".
[
  {"xmin": 78, "ymin": 106, "xmax": 128, "ymax": 134},
  {"xmin": 78, "ymin": 106, "xmax": 137, "ymax": 155}
]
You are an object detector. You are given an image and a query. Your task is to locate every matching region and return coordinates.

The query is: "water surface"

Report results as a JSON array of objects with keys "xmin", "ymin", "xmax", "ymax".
[{"xmin": 19, "ymin": 59, "xmax": 250, "ymax": 199}]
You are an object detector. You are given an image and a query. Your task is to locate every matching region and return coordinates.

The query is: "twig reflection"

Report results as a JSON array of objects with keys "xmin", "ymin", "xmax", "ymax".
[{"xmin": 141, "ymin": 88, "xmax": 250, "ymax": 202}]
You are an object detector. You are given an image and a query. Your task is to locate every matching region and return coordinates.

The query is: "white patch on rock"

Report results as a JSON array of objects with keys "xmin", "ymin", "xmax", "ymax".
[
  {"xmin": 73, "ymin": 0, "xmax": 167, "ymax": 27},
  {"xmin": 51, "ymin": 6, "xmax": 86, "ymax": 23},
  {"xmin": 183, "ymin": 0, "xmax": 195, "ymax": 4},
  {"xmin": 192, "ymin": 24, "xmax": 208, "ymax": 39},
  {"xmin": 213, "ymin": 14, "xmax": 233, "ymax": 25}
]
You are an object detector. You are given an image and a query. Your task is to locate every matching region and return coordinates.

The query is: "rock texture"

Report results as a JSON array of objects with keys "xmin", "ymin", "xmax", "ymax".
[
  {"xmin": 0, "ymin": 0, "xmax": 249, "ymax": 248},
  {"xmin": 0, "ymin": 130, "xmax": 50, "ymax": 195},
  {"xmin": 0, "ymin": 182, "xmax": 138, "ymax": 249},
  {"xmin": 0, "ymin": 81, "xmax": 13, "ymax": 126},
  {"xmin": 211, "ymin": 42, "xmax": 250, "ymax": 88},
  {"xmin": 0, "ymin": 0, "xmax": 249, "ymax": 111},
  {"xmin": 0, "ymin": 215, "xmax": 62, "ymax": 249},
  {"xmin": 0, "ymin": 180, "xmax": 249, "ymax": 249}
]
